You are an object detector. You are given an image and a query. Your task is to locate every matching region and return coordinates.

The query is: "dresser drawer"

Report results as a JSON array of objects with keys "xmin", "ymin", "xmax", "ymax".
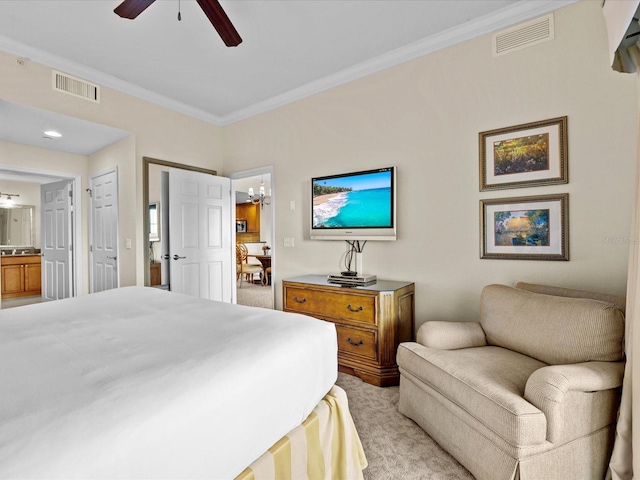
[
  {"xmin": 284, "ymin": 286, "xmax": 376, "ymax": 324},
  {"xmin": 336, "ymin": 325, "xmax": 377, "ymax": 361}
]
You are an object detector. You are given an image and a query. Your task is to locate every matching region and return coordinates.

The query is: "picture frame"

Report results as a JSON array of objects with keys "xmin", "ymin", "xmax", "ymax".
[
  {"xmin": 480, "ymin": 193, "xmax": 569, "ymax": 260},
  {"xmin": 479, "ymin": 116, "xmax": 568, "ymax": 191}
]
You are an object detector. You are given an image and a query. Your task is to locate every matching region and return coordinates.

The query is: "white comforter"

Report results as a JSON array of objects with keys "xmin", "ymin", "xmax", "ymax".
[{"xmin": 0, "ymin": 287, "xmax": 337, "ymax": 479}]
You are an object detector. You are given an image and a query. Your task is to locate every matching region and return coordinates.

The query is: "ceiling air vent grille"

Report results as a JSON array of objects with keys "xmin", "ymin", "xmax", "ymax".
[
  {"xmin": 493, "ymin": 13, "xmax": 554, "ymax": 57},
  {"xmin": 52, "ymin": 70, "xmax": 100, "ymax": 103}
]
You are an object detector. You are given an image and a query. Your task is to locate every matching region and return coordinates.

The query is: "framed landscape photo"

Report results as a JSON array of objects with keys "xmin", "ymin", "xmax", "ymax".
[
  {"xmin": 480, "ymin": 193, "xmax": 568, "ymax": 260},
  {"xmin": 479, "ymin": 116, "xmax": 568, "ymax": 191}
]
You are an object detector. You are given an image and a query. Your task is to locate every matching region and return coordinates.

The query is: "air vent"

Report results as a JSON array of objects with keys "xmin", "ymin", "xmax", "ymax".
[
  {"xmin": 52, "ymin": 70, "xmax": 100, "ymax": 103},
  {"xmin": 493, "ymin": 13, "xmax": 554, "ymax": 57}
]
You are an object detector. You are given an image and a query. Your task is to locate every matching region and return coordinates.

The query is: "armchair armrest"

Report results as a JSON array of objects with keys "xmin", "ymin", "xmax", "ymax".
[
  {"xmin": 416, "ymin": 321, "xmax": 487, "ymax": 350},
  {"xmin": 524, "ymin": 362, "xmax": 625, "ymax": 443}
]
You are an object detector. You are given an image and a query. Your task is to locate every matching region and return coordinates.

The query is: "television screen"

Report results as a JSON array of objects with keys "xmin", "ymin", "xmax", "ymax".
[{"xmin": 310, "ymin": 166, "xmax": 396, "ymax": 241}]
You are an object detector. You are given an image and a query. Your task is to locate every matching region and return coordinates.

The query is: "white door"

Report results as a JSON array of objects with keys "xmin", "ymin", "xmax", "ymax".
[
  {"xmin": 41, "ymin": 180, "xmax": 73, "ymax": 301},
  {"xmin": 90, "ymin": 168, "xmax": 119, "ymax": 293},
  {"xmin": 169, "ymin": 168, "xmax": 232, "ymax": 302}
]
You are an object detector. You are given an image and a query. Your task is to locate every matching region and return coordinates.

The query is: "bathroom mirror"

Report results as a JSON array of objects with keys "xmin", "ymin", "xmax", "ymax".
[{"xmin": 0, "ymin": 205, "xmax": 36, "ymax": 247}]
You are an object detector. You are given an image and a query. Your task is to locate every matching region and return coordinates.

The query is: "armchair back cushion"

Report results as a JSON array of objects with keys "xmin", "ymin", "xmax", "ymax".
[
  {"xmin": 516, "ymin": 282, "xmax": 627, "ymax": 314},
  {"xmin": 480, "ymin": 284, "xmax": 625, "ymax": 365}
]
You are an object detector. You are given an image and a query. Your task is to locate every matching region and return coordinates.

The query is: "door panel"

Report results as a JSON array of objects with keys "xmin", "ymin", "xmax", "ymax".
[
  {"xmin": 90, "ymin": 169, "xmax": 119, "ymax": 293},
  {"xmin": 41, "ymin": 180, "xmax": 72, "ymax": 301},
  {"xmin": 24, "ymin": 263, "xmax": 41, "ymax": 293},
  {"xmin": 2, "ymin": 265, "xmax": 23, "ymax": 294},
  {"xmin": 207, "ymin": 261, "xmax": 223, "ymax": 300},
  {"xmin": 169, "ymin": 168, "xmax": 232, "ymax": 302},
  {"xmin": 207, "ymin": 206, "xmax": 222, "ymax": 248}
]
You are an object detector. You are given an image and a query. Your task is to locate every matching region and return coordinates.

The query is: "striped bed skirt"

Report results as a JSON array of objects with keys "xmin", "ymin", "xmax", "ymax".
[{"xmin": 236, "ymin": 385, "xmax": 367, "ymax": 479}]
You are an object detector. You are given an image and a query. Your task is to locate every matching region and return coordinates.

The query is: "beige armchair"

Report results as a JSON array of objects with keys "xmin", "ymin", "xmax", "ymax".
[{"xmin": 397, "ymin": 282, "xmax": 626, "ymax": 480}]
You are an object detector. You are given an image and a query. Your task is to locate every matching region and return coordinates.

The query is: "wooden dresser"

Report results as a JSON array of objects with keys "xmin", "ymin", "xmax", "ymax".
[
  {"xmin": 283, "ymin": 275, "xmax": 414, "ymax": 386},
  {"xmin": 1, "ymin": 254, "xmax": 42, "ymax": 299},
  {"xmin": 150, "ymin": 263, "xmax": 161, "ymax": 286}
]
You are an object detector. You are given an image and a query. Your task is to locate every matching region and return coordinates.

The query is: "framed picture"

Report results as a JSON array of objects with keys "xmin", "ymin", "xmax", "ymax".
[
  {"xmin": 479, "ymin": 116, "xmax": 568, "ymax": 191},
  {"xmin": 480, "ymin": 193, "xmax": 568, "ymax": 260}
]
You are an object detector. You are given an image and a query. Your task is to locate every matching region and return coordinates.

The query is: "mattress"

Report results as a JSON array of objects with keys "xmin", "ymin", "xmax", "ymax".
[{"xmin": 0, "ymin": 286, "xmax": 338, "ymax": 479}]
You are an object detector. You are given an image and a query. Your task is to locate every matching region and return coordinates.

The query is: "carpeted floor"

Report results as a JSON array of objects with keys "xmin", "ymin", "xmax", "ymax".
[
  {"xmin": 236, "ymin": 280, "xmax": 274, "ymax": 309},
  {"xmin": 336, "ymin": 373, "xmax": 474, "ymax": 480}
]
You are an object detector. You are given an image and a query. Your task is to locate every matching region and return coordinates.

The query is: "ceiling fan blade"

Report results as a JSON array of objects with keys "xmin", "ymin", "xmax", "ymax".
[
  {"xmin": 114, "ymin": 0, "xmax": 156, "ymax": 19},
  {"xmin": 196, "ymin": 0, "xmax": 243, "ymax": 47}
]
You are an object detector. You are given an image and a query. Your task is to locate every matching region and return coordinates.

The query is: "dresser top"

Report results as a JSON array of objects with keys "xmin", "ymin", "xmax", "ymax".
[{"xmin": 283, "ymin": 274, "xmax": 413, "ymax": 292}]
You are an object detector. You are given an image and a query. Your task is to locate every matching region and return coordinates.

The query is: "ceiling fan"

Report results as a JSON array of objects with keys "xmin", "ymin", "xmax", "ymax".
[{"xmin": 114, "ymin": 0, "xmax": 242, "ymax": 47}]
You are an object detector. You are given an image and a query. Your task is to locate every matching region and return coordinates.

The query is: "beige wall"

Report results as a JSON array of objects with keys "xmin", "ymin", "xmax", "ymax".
[
  {"xmin": 223, "ymin": 1, "xmax": 639, "ymax": 324},
  {"xmin": 0, "ymin": 50, "xmax": 224, "ymax": 289}
]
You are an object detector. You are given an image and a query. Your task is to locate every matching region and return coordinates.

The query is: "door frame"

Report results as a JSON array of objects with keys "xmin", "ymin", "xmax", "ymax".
[
  {"xmin": 0, "ymin": 163, "xmax": 82, "ymax": 297},
  {"xmin": 229, "ymin": 165, "xmax": 275, "ymax": 306},
  {"xmin": 142, "ymin": 157, "xmax": 217, "ymax": 286},
  {"xmin": 88, "ymin": 166, "xmax": 120, "ymax": 293}
]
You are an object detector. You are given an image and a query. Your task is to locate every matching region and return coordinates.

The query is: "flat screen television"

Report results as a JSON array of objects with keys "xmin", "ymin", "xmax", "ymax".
[{"xmin": 310, "ymin": 166, "xmax": 396, "ymax": 241}]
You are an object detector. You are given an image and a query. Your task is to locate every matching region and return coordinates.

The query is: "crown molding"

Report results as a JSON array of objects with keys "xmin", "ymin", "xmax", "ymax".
[
  {"xmin": 0, "ymin": 0, "xmax": 579, "ymax": 128},
  {"xmin": 0, "ymin": 35, "xmax": 224, "ymax": 126}
]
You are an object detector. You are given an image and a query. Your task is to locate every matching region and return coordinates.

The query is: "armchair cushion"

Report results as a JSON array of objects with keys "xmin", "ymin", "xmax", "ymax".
[
  {"xmin": 516, "ymin": 282, "xmax": 627, "ymax": 313},
  {"xmin": 480, "ymin": 285, "xmax": 625, "ymax": 365},
  {"xmin": 397, "ymin": 342, "xmax": 547, "ymax": 446},
  {"xmin": 416, "ymin": 321, "xmax": 486, "ymax": 350}
]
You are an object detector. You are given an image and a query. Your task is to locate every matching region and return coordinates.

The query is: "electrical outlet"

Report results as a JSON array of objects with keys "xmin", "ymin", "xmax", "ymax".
[{"xmin": 283, "ymin": 237, "xmax": 295, "ymax": 247}]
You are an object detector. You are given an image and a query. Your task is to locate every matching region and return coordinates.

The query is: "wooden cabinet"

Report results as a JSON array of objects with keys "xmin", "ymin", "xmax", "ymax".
[
  {"xmin": 283, "ymin": 275, "xmax": 415, "ymax": 387},
  {"xmin": 1, "ymin": 255, "xmax": 42, "ymax": 299},
  {"xmin": 150, "ymin": 263, "xmax": 161, "ymax": 286},
  {"xmin": 236, "ymin": 203, "xmax": 260, "ymax": 243}
]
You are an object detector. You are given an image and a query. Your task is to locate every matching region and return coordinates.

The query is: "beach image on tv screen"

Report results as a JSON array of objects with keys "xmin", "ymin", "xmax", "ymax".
[{"xmin": 313, "ymin": 170, "xmax": 392, "ymax": 229}]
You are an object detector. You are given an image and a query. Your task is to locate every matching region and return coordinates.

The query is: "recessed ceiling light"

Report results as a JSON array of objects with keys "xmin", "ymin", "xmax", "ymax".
[{"xmin": 43, "ymin": 130, "xmax": 62, "ymax": 138}]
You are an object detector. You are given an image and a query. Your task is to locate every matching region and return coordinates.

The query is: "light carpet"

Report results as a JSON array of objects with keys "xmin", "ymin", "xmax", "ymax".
[
  {"xmin": 336, "ymin": 373, "xmax": 474, "ymax": 480},
  {"xmin": 236, "ymin": 280, "xmax": 274, "ymax": 309}
]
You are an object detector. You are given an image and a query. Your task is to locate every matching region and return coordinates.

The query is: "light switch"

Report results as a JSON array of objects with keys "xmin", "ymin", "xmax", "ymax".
[
  {"xmin": 289, "ymin": 201, "xmax": 295, "ymax": 211},
  {"xmin": 283, "ymin": 237, "xmax": 295, "ymax": 247},
  {"xmin": 125, "ymin": 238, "xmax": 132, "ymax": 249}
]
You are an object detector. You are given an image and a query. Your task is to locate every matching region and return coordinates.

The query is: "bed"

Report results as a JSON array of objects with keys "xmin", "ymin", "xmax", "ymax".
[{"xmin": 0, "ymin": 286, "xmax": 366, "ymax": 479}]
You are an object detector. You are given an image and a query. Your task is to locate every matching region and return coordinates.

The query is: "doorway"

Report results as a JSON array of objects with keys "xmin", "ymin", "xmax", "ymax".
[
  {"xmin": 230, "ymin": 167, "xmax": 274, "ymax": 309},
  {"xmin": 143, "ymin": 157, "xmax": 233, "ymax": 303},
  {"xmin": 0, "ymin": 165, "xmax": 82, "ymax": 309}
]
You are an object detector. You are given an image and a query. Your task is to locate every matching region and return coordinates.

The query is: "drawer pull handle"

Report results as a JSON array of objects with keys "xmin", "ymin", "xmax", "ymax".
[
  {"xmin": 293, "ymin": 296, "xmax": 306, "ymax": 304},
  {"xmin": 347, "ymin": 304, "xmax": 363, "ymax": 312},
  {"xmin": 347, "ymin": 337, "xmax": 364, "ymax": 346}
]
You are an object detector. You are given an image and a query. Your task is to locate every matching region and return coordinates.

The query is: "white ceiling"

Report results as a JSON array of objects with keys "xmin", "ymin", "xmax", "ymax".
[
  {"xmin": 0, "ymin": 100, "xmax": 130, "ymax": 156},
  {"xmin": 0, "ymin": 0, "xmax": 577, "ymax": 129}
]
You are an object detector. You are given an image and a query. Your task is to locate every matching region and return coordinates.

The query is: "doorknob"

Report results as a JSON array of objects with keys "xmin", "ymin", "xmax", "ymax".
[
  {"xmin": 107, "ymin": 256, "xmax": 117, "ymax": 260},
  {"xmin": 173, "ymin": 255, "xmax": 186, "ymax": 260},
  {"xmin": 161, "ymin": 254, "xmax": 170, "ymax": 260}
]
